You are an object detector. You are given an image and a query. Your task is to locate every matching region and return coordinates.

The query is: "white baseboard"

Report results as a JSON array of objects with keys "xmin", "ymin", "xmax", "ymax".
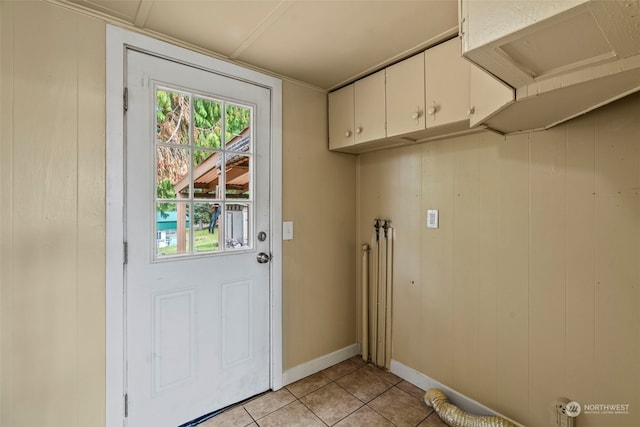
[
  {"xmin": 390, "ymin": 359, "xmax": 523, "ymax": 427},
  {"xmin": 281, "ymin": 343, "xmax": 361, "ymax": 387}
]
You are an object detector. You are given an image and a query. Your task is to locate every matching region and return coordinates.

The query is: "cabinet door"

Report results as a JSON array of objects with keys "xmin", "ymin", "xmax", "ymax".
[
  {"xmin": 354, "ymin": 70, "xmax": 386, "ymax": 144},
  {"xmin": 328, "ymin": 85, "xmax": 355, "ymax": 150},
  {"xmin": 386, "ymin": 53, "xmax": 425, "ymax": 137},
  {"xmin": 469, "ymin": 64, "xmax": 514, "ymax": 127},
  {"xmin": 425, "ymin": 38, "xmax": 470, "ymax": 128}
]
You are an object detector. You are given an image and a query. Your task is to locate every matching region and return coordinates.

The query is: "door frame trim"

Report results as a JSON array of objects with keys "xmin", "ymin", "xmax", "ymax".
[{"xmin": 105, "ymin": 25, "xmax": 283, "ymax": 426}]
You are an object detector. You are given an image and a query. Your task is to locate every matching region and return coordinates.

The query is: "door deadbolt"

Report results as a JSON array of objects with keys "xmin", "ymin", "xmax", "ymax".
[{"xmin": 258, "ymin": 231, "xmax": 267, "ymax": 242}]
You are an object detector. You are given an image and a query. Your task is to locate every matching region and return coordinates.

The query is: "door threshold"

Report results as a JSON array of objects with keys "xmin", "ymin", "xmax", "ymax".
[{"xmin": 178, "ymin": 390, "xmax": 272, "ymax": 427}]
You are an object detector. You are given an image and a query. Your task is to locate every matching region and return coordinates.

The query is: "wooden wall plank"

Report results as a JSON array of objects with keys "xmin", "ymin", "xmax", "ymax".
[
  {"xmin": 420, "ymin": 139, "xmax": 455, "ymax": 381},
  {"xmin": 381, "ymin": 146, "xmax": 425, "ymax": 366},
  {"xmin": 11, "ymin": 2, "xmax": 79, "ymax": 425},
  {"xmin": 0, "ymin": 2, "xmax": 15, "ymax": 425},
  {"xmin": 528, "ymin": 127, "xmax": 567, "ymax": 427},
  {"xmin": 451, "ymin": 135, "xmax": 480, "ymax": 397},
  {"xmin": 592, "ymin": 94, "xmax": 640, "ymax": 427},
  {"xmin": 475, "ymin": 133, "xmax": 501, "ymax": 410},
  {"xmin": 564, "ymin": 115, "xmax": 598, "ymax": 426},
  {"xmin": 76, "ymin": 15, "xmax": 106, "ymax": 426},
  {"xmin": 495, "ymin": 133, "xmax": 530, "ymax": 424}
]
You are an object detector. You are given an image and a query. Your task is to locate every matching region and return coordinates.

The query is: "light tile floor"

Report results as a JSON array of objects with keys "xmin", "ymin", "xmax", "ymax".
[{"xmin": 199, "ymin": 356, "xmax": 448, "ymax": 427}]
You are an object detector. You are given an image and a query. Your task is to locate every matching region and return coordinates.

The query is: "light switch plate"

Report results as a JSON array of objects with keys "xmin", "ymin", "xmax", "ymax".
[
  {"xmin": 427, "ymin": 210, "xmax": 439, "ymax": 229},
  {"xmin": 283, "ymin": 221, "xmax": 294, "ymax": 240}
]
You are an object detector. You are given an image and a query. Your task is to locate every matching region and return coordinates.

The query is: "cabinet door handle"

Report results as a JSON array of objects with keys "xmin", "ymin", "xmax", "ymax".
[
  {"xmin": 345, "ymin": 130, "xmax": 352, "ymax": 137},
  {"xmin": 427, "ymin": 102, "xmax": 438, "ymax": 116},
  {"xmin": 412, "ymin": 111, "xmax": 421, "ymax": 120},
  {"xmin": 355, "ymin": 127, "xmax": 362, "ymax": 135}
]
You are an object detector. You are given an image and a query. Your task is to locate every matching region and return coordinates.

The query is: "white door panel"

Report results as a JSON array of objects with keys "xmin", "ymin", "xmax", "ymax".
[{"xmin": 125, "ymin": 50, "xmax": 271, "ymax": 427}]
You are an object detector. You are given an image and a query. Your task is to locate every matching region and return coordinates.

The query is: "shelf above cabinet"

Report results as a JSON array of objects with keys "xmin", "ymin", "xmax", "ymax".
[
  {"xmin": 459, "ymin": 0, "xmax": 640, "ymax": 133},
  {"xmin": 461, "ymin": 0, "xmax": 640, "ymax": 88}
]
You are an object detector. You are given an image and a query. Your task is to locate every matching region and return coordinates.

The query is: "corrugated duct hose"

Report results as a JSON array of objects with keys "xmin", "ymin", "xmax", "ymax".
[{"xmin": 424, "ymin": 389, "xmax": 517, "ymax": 427}]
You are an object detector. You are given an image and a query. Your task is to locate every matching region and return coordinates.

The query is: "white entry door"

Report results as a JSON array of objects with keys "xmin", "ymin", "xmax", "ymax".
[{"xmin": 125, "ymin": 49, "xmax": 272, "ymax": 427}]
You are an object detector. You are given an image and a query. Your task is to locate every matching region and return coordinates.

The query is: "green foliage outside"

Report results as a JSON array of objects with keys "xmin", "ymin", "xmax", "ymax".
[
  {"xmin": 225, "ymin": 104, "xmax": 250, "ymax": 141},
  {"xmin": 156, "ymin": 90, "xmax": 251, "ymax": 150},
  {"xmin": 193, "ymin": 203, "xmax": 214, "ymax": 225},
  {"xmin": 156, "ymin": 178, "xmax": 176, "ymax": 219}
]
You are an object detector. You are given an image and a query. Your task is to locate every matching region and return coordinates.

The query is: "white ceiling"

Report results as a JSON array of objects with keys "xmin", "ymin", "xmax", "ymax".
[{"xmin": 67, "ymin": 0, "xmax": 459, "ymax": 90}]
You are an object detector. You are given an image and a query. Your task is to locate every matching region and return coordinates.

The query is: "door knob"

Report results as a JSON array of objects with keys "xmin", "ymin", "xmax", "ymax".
[{"xmin": 257, "ymin": 252, "xmax": 271, "ymax": 264}]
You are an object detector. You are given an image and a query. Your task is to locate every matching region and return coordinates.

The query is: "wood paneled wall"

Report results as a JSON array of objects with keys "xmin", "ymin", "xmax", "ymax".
[
  {"xmin": 1, "ymin": 2, "xmax": 106, "ymax": 426},
  {"xmin": 357, "ymin": 93, "xmax": 640, "ymax": 427}
]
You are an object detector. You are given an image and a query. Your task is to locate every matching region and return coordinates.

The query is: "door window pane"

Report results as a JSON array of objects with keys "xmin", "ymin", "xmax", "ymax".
[
  {"xmin": 193, "ymin": 97, "xmax": 222, "ymax": 148},
  {"xmin": 154, "ymin": 86, "xmax": 254, "ymax": 259},
  {"xmin": 225, "ymin": 154, "xmax": 250, "ymax": 200},
  {"xmin": 156, "ymin": 90, "xmax": 190, "ymax": 144},
  {"xmin": 193, "ymin": 149, "xmax": 220, "ymax": 200},
  {"xmin": 157, "ymin": 146, "xmax": 190, "ymax": 198},
  {"xmin": 156, "ymin": 202, "xmax": 190, "ymax": 257},
  {"xmin": 193, "ymin": 202, "xmax": 221, "ymax": 253},
  {"xmin": 225, "ymin": 203, "xmax": 249, "ymax": 250},
  {"xmin": 225, "ymin": 104, "xmax": 251, "ymax": 148}
]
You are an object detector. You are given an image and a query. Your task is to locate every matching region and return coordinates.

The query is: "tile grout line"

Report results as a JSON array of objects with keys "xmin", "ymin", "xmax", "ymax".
[
  {"xmin": 204, "ymin": 358, "xmax": 440, "ymax": 427},
  {"xmin": 295, "ymin": 362, "xmax": 365, "ymax": 425},
  {"xmin": 299, "ymin": 364, "xmax": 429, "ymax": 426}
]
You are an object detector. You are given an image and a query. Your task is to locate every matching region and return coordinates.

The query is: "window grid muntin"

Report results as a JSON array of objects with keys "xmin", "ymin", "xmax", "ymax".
[{"xmin": 154, "ymin": 84, "xmax": 255, "ymax": 261}]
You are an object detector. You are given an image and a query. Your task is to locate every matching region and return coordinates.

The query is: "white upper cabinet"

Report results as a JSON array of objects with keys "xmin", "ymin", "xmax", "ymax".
[
  {"xmin": 329, "ymin": 70, "xmax": 386, "ymax": 151},
  {"xmin": 328, "ymin": 84, "xmax": 354, "ymax": 150},
  {"xmin": 354, "ymin": 70, "xmax": 386, "ymax": 144},
  {"xmin": 425, "ymin": 38, "xmax": 470, "ymax": 128},
  {"xmin": 460, "ymin": 0, "xmax": 640, "ymax": 88},
  {"xmin": 386, "ymin": 53, "xmax": 425, "ymax": 137},
  {"xmin": 425, "ymin": 37, "xmax": 513, "ymax": 130},
  {"xmin": 328, "ymin": 37, "xmax": 515, "ymax": 153}
]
